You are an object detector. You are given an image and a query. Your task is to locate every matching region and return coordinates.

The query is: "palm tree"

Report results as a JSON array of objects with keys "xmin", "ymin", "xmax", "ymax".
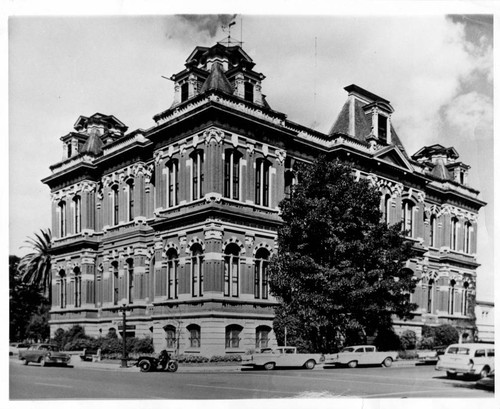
[{"xmin": 18, "ymin": 229, "xmax": 52, "ymax": 297}]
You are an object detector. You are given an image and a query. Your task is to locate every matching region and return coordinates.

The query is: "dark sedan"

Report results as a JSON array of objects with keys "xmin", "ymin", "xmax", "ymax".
[{"xmin": 19, "ymin": 344, "xmax": 71, "ymax": 367}]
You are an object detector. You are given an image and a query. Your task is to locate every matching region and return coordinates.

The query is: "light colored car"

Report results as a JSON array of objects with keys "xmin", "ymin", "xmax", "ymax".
[
  {"xmin": 9, "ymin": 343, "xmax": 31, "ymax": 356},
  {"xmin": 242, "ymin": 346, "xmax": 324, "ymax": 370},
  {"xmin": 19, "ymin": 344, "xmax": 71, "ymax": 367},
  {"xmin": 435, "ymin": 343, "xmax": 494, "ymax": 379},
  {"xmin": 324, "ymin": 345, "xmax": 398, "ymax": 368}
]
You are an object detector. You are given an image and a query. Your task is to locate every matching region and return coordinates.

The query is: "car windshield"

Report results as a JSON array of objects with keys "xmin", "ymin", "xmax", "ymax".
[
  {"xmin": 341, "ymin": 347, "xmax": 355, "ymax": 352},
  {"xmin": 40, "ymin": 345, "xmax": 59, "ymax": 352}
]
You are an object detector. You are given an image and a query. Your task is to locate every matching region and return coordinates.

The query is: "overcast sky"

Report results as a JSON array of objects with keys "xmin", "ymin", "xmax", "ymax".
[{"xmin": 8, "ymin": 12, "xmax": 494, "ymax": 302}]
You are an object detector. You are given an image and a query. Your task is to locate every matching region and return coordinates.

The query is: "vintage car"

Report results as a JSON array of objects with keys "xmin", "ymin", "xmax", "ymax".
[
  {"xmin": 19, "ymin": 344, "xmax": 71, "ymax": 367},
  {"xmin": 241, "ymin": 346, "xmax": 324, "ymax": 370},
  {"xmin": 435, "ymin": 343, "xmax": 494, "ymax": 379},
  {"xmin": 324, "ymin": 345, "xmax": 398, "ymax": 368},
  {"xmin": 9, "ymin": 342, "xmax": 31, "ymax": 356}
]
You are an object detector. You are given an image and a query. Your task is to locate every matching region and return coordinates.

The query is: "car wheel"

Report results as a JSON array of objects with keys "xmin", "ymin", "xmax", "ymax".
[
  {"xmin": 446, "ymin": 371, "xmax": 457, "ymax": 379},
  {"xmin": 263, "ymin": 362, "xmax": 275, "ymax": 371},
  {"xmin": 40, "ymin": 357, "xmax": 46, "ymax": 367},
  {"xmin": 347, "ymin": 361, "xmax": 358, "ymax": 368},
  {"xmin": 138, "ymin": 359, "xmax": 152, "ymax": 372},
  {"xmin": 22, "ymin": 359, "xmax": 28, "ymax": 366},
  {"xmin": 382, "ymin": 357, "xmax": 393, "ymax": 368},
  {"xmin": 167, "ymin": 361, "xmax": 179, "ymax": 372},
  {"xmin": 479, "ymin": 367, "xmax": 490, "ymax": 379},
  {"xmin": 304, "ymin": 359, "xmax": 316, "ymax": 370}
]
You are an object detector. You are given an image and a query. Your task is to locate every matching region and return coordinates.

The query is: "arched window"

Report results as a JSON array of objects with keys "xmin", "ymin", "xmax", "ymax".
[
  {"xmin": 112, "ymin": 185, "xmax": 119, "ymax": 226},
  {"xmin": 191, "ymin": 244, "xmax": 204, "ymax": 297},
  {"xmin": 255, "ymin": 158, "xmax": 270, "ymax": 207},
  {"xmin": 191, "ymin": 150, "xmax": 204, "ymax": 200},
  {"xmin": 224, "ymin": 150, "xmax": 241, "ymax": 200},
  {"xmin": 427, "ymin": 278, "xmax": 435, "ymax": 314},
  {"xmin": 401, "ymin": 200, "xmax": 414, "ymax": 237},
  {"xmin": 74, "ymin": 267, "xmax": 82, "ymax": 308},
  {"xmin": 430, "ymin": 214, "xmax": 437, "ymax": 247},
  {"xmin": 224, "ymin": 243, "xmax": 240, "ymax": 297},
  {"xmin": 126, "ymin": 258, "xmax": 134, "ymax": 304},
  {"xmin": 225, "ymin": 324, "xmax": 243, "ymax": 349},
  {"xmin": 112, "ymin": 261, "xmax": 119, "ymax": 305},
  {"xmin": 448, "ymin": 279, "xmax": 456, "ymax": 315},
  {"xmin": 166, "ymin": 159, "xmax": 179, "ymax": 207},
  {"xmin": 73, "ymin": 196, "xmax": 81, "ymax": 234},
  {"xmin": 462, "ymin": 282, "xmax": 470, "ymax": 316},
  {"xmin": 166, "ymin": 248, "xmax": 178, "ymax": 299},
  {"xmin": 59, "ymin": 270, "xmax": 67, "ymax": 309},
  {"xmin": 164, "ymin": 325, "xmax": 177, "ymax": 349},
  {"xmin": 256, "ymin": 325, "xmax": 271, "ymax": 349},
  {"xmin": 127, "ymin": 180, "xmax": 134, "ymax": 222},
  {"xmin": 450, "ymin": 217, "xmax": 459, "ymax": 250},
  {"xmin": 254, "ymin": 248, "xmax": 270, "ymax": 299},
  {"xmin": 464, "ymin": 221, "xmax": 472, "ymax": 253},
  {"xmin": 187, "ymin": 324, "xmax": 201, "ymax": 349},
  {"xmin": 58, "ymin": 201, "xmax": 66, "ymax": 237}
]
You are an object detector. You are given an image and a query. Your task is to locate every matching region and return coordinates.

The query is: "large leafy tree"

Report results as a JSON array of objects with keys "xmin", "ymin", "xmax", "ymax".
[
  {"xmin": 9, "ymin": 255, "xmax": 49, "ymax": 341},
  {"xmin": 269, "ymin": 157, "xmax": 417, "ymax": 353},
  {"xmin": 18, "ymin": 229, "xmax": 53, "ymax": 297}
]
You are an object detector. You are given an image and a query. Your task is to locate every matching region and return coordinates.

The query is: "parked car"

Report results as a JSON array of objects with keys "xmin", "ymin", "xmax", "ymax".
[
  {"xmin": 417, "ymin": 346, "xmax": 446, "ymax": 364},
  {"xmin": 475, "ymin": 370, "xmax": 494, "ymax": 391},
  {"xmin": 241, "ymin": 346, "xmax": 324, "ymax": 370},
  {"xmin": 9, "ymin": 343, "xmax": 31, "ymax": 356},
  {"xmin": 435, "ymin": 343, "xmax": 494, "ymax": 379},
  {"xmin": 19, "ymin": 344, "xmax": 71, "ymax": 367},
  {"xmin": 324, "ymin": 345, "xmax": 398, "ymax": 368}
]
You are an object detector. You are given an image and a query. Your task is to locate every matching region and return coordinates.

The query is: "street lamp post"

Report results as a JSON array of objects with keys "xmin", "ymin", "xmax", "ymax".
[{"xmin": 119, "ymin": 298, "xmax": 130, "ymax": 368}]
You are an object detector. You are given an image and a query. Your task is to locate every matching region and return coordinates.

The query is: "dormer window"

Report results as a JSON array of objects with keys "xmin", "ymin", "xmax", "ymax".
[
  {"xmin": 181, "ymin": 82, "xmax": 189, "ymax": 102},
  {"xmin": 244, "ymin": 82, "xmax": 254, "ymax": 102},
  {"xmin": 378, "ymin": 114, "xmax": 388, "ymax": 143},
  {"xmin": 67, "ymin": 142, "xmax": 72, "ymax": 158}
]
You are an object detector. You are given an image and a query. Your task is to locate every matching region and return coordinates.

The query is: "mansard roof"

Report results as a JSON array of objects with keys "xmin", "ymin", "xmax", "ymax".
[
  {"xmin": 80, "ymin": 131, "xmax": 104, "ymax": 155},
  {"xmin": 74, "ymin": 113, "xmax": 128, "ymax": 133},
  {"xmin": 186, "ymin": 43, "xmax": 255, "ymax": 70},
  {"xmin": 199, "ymin": 62, "xmax": 234, "ymax": 94},
  {"xmin": 412, "ymin": 144, "xmax": 460, "ymax": 161}
]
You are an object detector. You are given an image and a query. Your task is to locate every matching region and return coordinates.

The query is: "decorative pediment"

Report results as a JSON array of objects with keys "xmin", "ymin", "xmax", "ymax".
[{"xmin": 373, "ymin": 146, "xmax": 413, "ymax": 172}]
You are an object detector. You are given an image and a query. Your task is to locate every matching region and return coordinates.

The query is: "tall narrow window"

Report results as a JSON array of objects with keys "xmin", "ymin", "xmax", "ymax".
[
  {"xmin": 167, "ymin": 159, "xmax": 179, "ymax": 207},
  {"xmin": 112, "ymin": 185, "xmax": 119, "ymax": 226},
  {"xmin": 401, "ymin": 200, "xmax": 414, "ymax": 237},
  {"xmin": 451, "ymin": 217, "xmax": 459, "ymax": 250},
  {"xmin": 59, "ymin": 270, "xmax": 67, "ymax": 309},
  {"xmin": 127, "ymin": 180, "xmax": 134, "ymax": 222},
  {"xmin": 244, "ymin": 82, "xmax": 254, "ymax": 102},
  {"xmin": 427, "ymin": 278, "xmax": 434, "ymax": 314},
  {"xmin": 284, "ymin": 170, "xmax": 296, "ymax": 199},
  {"xmin": 256, "ymin": 326, "xmax": 271, "ymax": 349},
  {"xmin": 67, "ymin": 142, "xmax": 72, "ymax": 158},
  {"xmin": 378, "ymin": 114, "xmax": 388, "ymax": 142},
  {"xmin": 167, "ymin": 248, "xmax": 178, "ymax": 299},
  {"xmin": 448, "ymin": 279, "xmax": 456, "ymax": 315},
  {"xmin": 464, "ymin": 221, "xmax": 472, "ymax": 254},
  {"xmin": 254, "ymin": 248, "xmax": 270, "ymax": 299},
  {"xmin": 224, "ymin": 150, "xmax": 240, "ymax": 200},
  {"xmin": 181, "ymin": 82, "xmax": 189, "ymax": 102},
  {"xmin": 73, "ymin": 196, "xmax": 81, "ymax": 234},
  {"xmin": 58, "ymin": 201, "xmax": 66, "ymax": 237},
  {"xmin": 112, "ymin": 261, "xmax": 119, "ymax": 306},
  {"xmin": 187, "ymin": 324, "xmax": 201, "ymax": 348},
  {"xmin": 462, "ymin": 282, "xmax": 470, "ymax": 316},
  {"xmin": 127, "ymin": 258, "xmax": 134, "ymax": 304},
  {"xmin": 225, "ymin": 325, "xmax": 242, "ymax": 348},
  {"xmin": 430, "ymin": 215, "xmax": 437, "ymax": 247},
  {"xmin": 191, "ymin": 244, "xmax": 204, "ymax": 297},
  {"xmin": 164, "ymin": 325, "xmax": 177, "ymax": 349},
  {"xmin": 255, "ymin": 159, "xmax": 270, "ymax": 207},
  {"xmin": 383, "ymin": 194, "xmax": 391, "ymax": 225},
  {"xmin": 74, "ymin": 267, "xmax": 82, "ymax": 308},
  {"xmin": 191, "ymin": 151, "xmax": 204, "ymax": 200},
  {"xmin": 224, "ymin": 244, "xmax": 240, "ymax": 297}
]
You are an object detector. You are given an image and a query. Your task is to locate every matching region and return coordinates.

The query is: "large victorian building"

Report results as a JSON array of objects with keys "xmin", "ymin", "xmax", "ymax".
[{"xmin": 42, "ymin": 42, "xmax": 485, "ymax": 356}]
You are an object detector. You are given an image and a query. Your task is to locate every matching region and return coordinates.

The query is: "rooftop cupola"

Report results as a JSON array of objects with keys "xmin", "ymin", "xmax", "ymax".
[{"xmin": 170, "ymin": 43, "xmax": 268, "ymax": 108}]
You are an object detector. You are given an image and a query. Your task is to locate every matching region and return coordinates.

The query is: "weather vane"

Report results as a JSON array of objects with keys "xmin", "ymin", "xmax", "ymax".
[{"xmin": 219, "ymin": 21, "xmax": 243, "ymax": 48}]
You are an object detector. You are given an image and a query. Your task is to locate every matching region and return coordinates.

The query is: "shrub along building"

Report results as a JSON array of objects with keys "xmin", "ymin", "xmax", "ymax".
[{"xmin": 42, "ymin": 41, "xmax": 485, "ymax": 356}]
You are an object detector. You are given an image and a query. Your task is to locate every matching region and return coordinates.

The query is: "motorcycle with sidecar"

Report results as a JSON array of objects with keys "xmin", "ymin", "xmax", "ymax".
[{"xmin": 135, "ymin": 350, "xmax": 179, "ymax": 373}]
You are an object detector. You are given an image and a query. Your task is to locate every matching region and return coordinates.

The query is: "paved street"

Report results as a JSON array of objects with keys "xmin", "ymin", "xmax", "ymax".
[{"xmin": 9, "ymin": 358, "xmax": 493, "ymax": 400}]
